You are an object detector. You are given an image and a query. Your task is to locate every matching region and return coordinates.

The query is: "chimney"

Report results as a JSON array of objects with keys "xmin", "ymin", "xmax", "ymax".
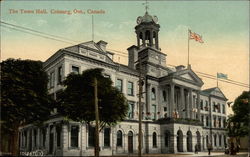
[{"xmin": 97, "ymin": 40, "xmax": 108, "ymax": 52}]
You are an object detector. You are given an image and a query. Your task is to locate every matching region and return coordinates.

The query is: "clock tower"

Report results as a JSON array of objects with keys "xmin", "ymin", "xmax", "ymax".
[
  {"xmin": 128, "ymin": 11, "xmax": 168, "ymax": 77},
  {"xmin": 135, "ymin": 11, "xmax": 160, "ymax": 50}
]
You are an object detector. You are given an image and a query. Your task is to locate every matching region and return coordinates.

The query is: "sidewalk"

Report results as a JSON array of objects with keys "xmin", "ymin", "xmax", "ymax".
[{"xmin": 109, "ymin": 152, "xmax": 249, "ymax": 157}]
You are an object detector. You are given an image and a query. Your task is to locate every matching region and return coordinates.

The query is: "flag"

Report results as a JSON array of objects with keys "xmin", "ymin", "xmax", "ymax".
[
  {"xmin": 189, "ymin": 30, "xmax": 204, "ymax": 43},
  {"xmin": 217, "ymin": 73, "xmax": 228, "ymax": 79}
]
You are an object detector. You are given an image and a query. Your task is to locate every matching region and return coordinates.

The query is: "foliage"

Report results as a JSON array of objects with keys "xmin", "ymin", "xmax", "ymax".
[
  {"xmin": 1, "ymin": 58, "xmax": 54, "ymax": 154},
  {"xmin": 227, "ymin": 91, "xmax": 250, "ymax": 137},
  {"xmin": 57, "ymin": 68, "xmax": 128, "ymax": 130}
]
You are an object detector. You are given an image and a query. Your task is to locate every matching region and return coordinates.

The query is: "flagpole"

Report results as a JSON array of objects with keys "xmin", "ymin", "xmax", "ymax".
[
  {"xmin": 216, "ymin": 73, "xmax": 219, "ymax": 87},
  {"xmin": 188, "ymin": 29, "xmax": 190, "ymax": 67},
  {"xmin": 92, "ymin": 15, "xmax": 94, "ymax": 41}
]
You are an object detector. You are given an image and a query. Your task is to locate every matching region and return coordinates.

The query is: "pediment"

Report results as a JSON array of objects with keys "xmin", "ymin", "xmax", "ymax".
[
  {"xmin": 80, "ymin": 41, "xmax": 101, "ymax": 51},
  {"xmin": 203, "ymin": 87, "xmax": 227, "ymax": 100},
  {"xmin": 174, "ymin": 69, "xmax": 204, "ymax": 86},
  {"xmin": 179, "ymin": 73, "xmax": 196, "ymax": 81}
]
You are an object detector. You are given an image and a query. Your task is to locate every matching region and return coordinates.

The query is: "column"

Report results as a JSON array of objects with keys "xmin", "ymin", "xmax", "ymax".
[
  {"xmin": 46, "ymin": 125, "xmax": 50, "ymax": 152},
  {"xmin": 189, "ymin": 89, "xmax": 193, "ymax": 119},
  {"xmin": 170, "ymin": 84, "xmax": 175, "ymax": 118},
  {"xmin": 31, "ymin": 128, "xmax": 34, "ymax": 151},
  {"xmin": 142, "ymin": 31, "xmax": 145, "ymax": 46},
  {"xmin": 180, "ymin": 87, "xmax": 185, "ymax": 118},
  {"xmin": 183, "ymin": 135, "xmax": 187, "ymax": 152},
  {"xmin": 197, "ymin": 91, "xmax": 201, "ymax": 120},
  {"xmin": 137, "ymin": 33, "xmax": 140, "ymax": 47},
  {"xmin": 171, "ymin": 134, "xmax": 177, "ymax": 153},
  {"xmin": 155, "ymin": 33, "xmax": 159, "ymax": 49},
  {"xmin": 150, "ymin": 30, "xmax": 153, "ymax": 46},
  {"xmin": 37, "ymin": 128, "xmax": 40, "ymax": 148}
]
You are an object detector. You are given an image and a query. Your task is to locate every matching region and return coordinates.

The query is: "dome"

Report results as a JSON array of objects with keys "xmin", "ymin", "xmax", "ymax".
[
  {"xmin": 142, "ymin": 12, "xmax": 154, "ymax": 23},
  {"xmin": 136, "ymin": 12, "xmax": 158, "ymax": 24}
]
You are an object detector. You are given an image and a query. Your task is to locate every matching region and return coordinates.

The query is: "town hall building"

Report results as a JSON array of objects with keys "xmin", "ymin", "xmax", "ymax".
[{"xmin": 19, "ymin": 11, "xmax": 228, "ymax": 156}]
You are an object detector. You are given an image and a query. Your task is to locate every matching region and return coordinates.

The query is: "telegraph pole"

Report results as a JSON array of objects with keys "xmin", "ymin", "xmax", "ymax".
[
  {"xmin": 94, "ymin": 77, "xmax": 99, "ymax": 157},
  {"xmin": 138, "ymin": 58, "xmax": 143, "ymax": 157}
]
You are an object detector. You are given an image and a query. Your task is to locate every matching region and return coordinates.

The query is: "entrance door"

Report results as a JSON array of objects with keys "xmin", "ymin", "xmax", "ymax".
[{"xmin": 128, "ymin": 131, "xmax": 133, "ymax": 153}]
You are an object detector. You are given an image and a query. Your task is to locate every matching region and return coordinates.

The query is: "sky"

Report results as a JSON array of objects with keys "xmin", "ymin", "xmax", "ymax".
[{"xmin": 1, "ymin": 0, "xmax": 249, "ymax": 114}]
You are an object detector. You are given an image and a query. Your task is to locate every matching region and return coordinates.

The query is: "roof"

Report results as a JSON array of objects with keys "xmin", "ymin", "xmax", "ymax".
[
  {"xmin": 201, "ymin": 87, "xmax": 228, "ymax": 101},
  {"xmin": 118, "ymin": 64, "xmax": 139, "ymax": 76}
]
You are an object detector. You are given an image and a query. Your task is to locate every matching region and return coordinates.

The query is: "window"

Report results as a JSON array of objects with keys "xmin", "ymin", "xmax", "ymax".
[
  {"xmin": 213, "ymin": 102, "xmax": 216, "ymax": 112},
  {"xmin": 164, "ymin": 107, "xmax": 167, "ymax": 112},
  {"xmin": 206, "ymin": 135, "xmax": 209, "ymax": 146},
  {"xmin": 128, "ymin": 102, "xmax": 134, "ymax": 119},
  {"xmin": 72, "ymin": 66, "xmax": 79, "ymax": 74},
  {"xmin": 217, "ymin": 103, "xmax": 221, "ymax": 113},
  {"xmin": 49, "ymin": 71, "xmax": 55, "ymax": 88},
  {"xmin": 71, "ymin": 126, "xmax": 79, "ymax": 147},
  {"xmin": 218, "ymin": 117, "xmax": 221, "ymax": 128},
  {"xmin": 104, "ymin": 128, "xmax": 110, "ymax": 147},
  {"xmin": 222, "ymin": 104, "xmax": 225, "ymax": 114},
  {"xmin": 200, "ymin": 100, "xmax": 203, "ymax": 110},
  {"xmin": 57, "ymin": 66, "xmax": 62, "ymax": 84},
  {"xmin": 214, "ymin": 117, "xmax": 217, "ymax": 127},
  {"xmin": 116, "ymin": 79, "xmax": 122, "ymax": 92},
  {"xmin": 88, "ymin": 126, "xmax": 95, "ymax": 147},
  {"xmin": 151, "ymin": 104, "xmax": 157, "ymax": 120},
  {"xmin": 163, "ymin": 90, "xmax": 167, "ymax": 102},
  {"xmin": 151, "ymin": 88, "xmax": 156, "ymax": 100},
  {"xmin": 219, "ymin": 135, "xmax": 222, "ymax": 146},
  {"xmin": 153, "ymin": 132, "xmax": 157, "ymax": 147},
  {"xmin": 205, "ymin": 101, "xmax": 209, "ymax": 111},
  {"xmin": 201, "ymin": 115, "xmax": 204, "ymax": 126},
  {"xmin": 206, "ymin": 116, "xmax": 209, "ymax": 127},
  {"xmin": 127, "ymin": 81, "xmax": 134, "ymax": 96},
  {"xmin": 116, "ymin": 130, "xmax": 123, "ymax": 147},
  {"xmin": 56, "ymin": 126, "xmax": 61, "ymax": 147}
]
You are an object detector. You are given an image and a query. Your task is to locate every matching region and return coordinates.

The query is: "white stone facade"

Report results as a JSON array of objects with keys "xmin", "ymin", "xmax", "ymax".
[{"xmin": 19, "ymin": 11, "xmax": 228, "ymax": 156}]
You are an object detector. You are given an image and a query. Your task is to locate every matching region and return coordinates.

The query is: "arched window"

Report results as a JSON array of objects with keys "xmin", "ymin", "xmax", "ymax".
[
  {"xmin": 88, "ymin": 126, "xmax": 95, "ymax": 147},
  {"xmin": 104, "ymin": 128, "xmax": 110, "ymax": 147},
  {"xmin": 116, "ymin": 130, "xmax": 122, "ymax": 147},
  {"xmin": 153, "ymin": 132, "xmax": 157, "ymax": 147},
  {"xmin": 163, "ymin": 90, "xmax": 167, "ymax": 101},
  {"xmin": 151, "ymin": 88, "xmax": 156, "ymax": 100},
  {"xmin": 206, "ymin": 135, "xmax": 209, "ymax": 146}
]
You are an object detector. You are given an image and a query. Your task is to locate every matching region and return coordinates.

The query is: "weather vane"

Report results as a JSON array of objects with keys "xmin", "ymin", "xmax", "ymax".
[{"xmin": 143, "ymin": 0, "xmax": 149, "ymax": 13}]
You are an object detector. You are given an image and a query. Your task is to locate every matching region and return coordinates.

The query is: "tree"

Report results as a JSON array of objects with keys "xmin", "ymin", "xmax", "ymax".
[
  {"xmin": 227, "ymin": 91, "xmax": 250, "ymax": 137},
  {"xmin": 57, "ymin": 68, "xmax": 128, "ymax": 130},
  {"xmin": 1, "ymin": 58, "xmax": 54, "ymax": 155}
]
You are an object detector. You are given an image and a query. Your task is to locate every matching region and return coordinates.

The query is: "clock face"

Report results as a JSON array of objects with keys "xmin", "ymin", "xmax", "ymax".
[
  {"xmin": 153, "ymin": 16, "xmax": 158, "ymax": 23},
  {"xmin": 137, "ymin": 16, "xmax": 142, "ymax": 24}
]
